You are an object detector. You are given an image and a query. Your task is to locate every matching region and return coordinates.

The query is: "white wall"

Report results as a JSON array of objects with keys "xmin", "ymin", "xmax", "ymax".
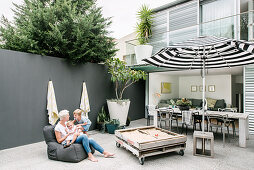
[
  {"xmin": 149, "ymin": 73, "xmax": 179, "ymax": 105},
  {"xmin": 179, "ymin": 75, "xmax": 232, "ymax": 105},
  {"xmin": 115, "ymin": 32, "xmax": 136, "ymax": 60}
]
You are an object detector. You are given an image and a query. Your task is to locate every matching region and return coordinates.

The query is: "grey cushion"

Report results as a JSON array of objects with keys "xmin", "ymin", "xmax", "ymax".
[
  {"xmin": 191, "ymin": 99, "xmax": 202, "ymax": 108},
  {"xmin": 43, "ymin": 125, "xmax": 94, "ymax": 163},
  {"xmin": 214, "ymin": 99, "xmax": 226, "ymax": 109},
  {"xmin": 158, "ymin": 103, "xmax": 170, "ymax": 108},
  {"xmin": 160, "ymin": 100, "xmax": 167, "ymax": 104}
]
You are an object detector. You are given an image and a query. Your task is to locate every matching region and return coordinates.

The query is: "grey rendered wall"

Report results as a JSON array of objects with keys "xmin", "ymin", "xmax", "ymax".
[{"xmin": 0, "ymin": 49, "xmax": 145, "ymax": 150}]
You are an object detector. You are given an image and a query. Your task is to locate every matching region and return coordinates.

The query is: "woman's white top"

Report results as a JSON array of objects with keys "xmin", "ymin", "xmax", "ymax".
[{"xmin": 55, "ymin": 122, "xmax": 68, "ymax": 144}]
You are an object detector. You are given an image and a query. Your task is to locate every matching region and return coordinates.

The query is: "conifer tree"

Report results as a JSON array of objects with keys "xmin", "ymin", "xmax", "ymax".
[{"xmin": 0, "ymin": 0, "xmax": 117, "ymax": 64}]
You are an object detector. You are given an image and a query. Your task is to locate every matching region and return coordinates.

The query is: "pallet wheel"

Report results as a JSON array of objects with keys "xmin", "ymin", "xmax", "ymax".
[
  {"xmin": 179, "ymin": 150, "xmax": 184, "ymax": 156},
  {"xmin": 139, "ymin": 157, "xmax": 145, "ymax": 165},
  {"xmin": 116, "ymin": 142, "xmax": 121, "ymax": 148}
]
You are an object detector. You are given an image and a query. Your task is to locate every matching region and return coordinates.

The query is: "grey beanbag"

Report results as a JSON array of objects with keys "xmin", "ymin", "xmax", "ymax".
[{"xmin": 43, "ymin": 125, "xmax": 94, "ymax": 163}]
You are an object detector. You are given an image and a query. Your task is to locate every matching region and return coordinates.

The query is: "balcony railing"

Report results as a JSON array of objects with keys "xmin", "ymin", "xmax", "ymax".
[{"xmin": 125, "ymin": 11, "xmax": 254, "ymax": 66}]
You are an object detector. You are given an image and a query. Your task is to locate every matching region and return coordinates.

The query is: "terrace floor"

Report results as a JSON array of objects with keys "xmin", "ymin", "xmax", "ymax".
[{"xmin": 0, "ymin": 118, "xmax": 254, "ymax": 170}]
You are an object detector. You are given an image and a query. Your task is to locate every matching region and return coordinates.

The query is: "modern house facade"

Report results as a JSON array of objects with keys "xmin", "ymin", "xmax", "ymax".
[
  {"xmin": 116, "ymin": 0, "xmax": 254, "ymax": 134},
  {"xmin": 150, "ymin": 0, "xmax": 251, "ymax": 54}
]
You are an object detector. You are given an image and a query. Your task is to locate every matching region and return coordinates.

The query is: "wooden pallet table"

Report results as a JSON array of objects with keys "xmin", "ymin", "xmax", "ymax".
[{"xmin": 115, "ymin": 126, "xmax": 187, "ymax": 165}]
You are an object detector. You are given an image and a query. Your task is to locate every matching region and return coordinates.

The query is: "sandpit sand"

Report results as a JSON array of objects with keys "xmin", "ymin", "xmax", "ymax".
[{"xmin": 121, "ymin": 128, "xmax": 175, "ymax": 143}]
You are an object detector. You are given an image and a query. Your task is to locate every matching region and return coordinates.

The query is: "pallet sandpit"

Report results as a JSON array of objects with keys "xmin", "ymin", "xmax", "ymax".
[{"xmin": 115, "ymin": 126, "xmax": 187, "ymax": 165}]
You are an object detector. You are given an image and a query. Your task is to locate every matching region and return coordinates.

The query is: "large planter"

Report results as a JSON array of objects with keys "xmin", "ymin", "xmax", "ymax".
[
  {"xmin": 134, "ymin": 45, "xmax": 153, "ymax": 64},
  {"xmin": 107, "ymin": 100, "xmax": 130, "ymax": 126}
]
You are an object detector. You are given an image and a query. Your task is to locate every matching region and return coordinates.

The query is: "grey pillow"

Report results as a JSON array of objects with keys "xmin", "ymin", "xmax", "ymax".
[
  {"xmin": 160, "ymin": 100, "xmax": 167, "ymax": 104},
  {"xmin": 158, "ymin": 103, "xmax": 170, "ymax": 108},
  {"xmin": 192, "ymin": 99, "xmax": 202, "ymax": 107},
  {"xmin": 214, "ymin": 99, "xmax": 225, "ymax": 109}
]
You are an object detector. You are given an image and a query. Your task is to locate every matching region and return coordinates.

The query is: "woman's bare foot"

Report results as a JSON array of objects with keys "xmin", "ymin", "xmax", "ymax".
[
  {"xmin": 88, "ymin": 155, "xmax": 98, "ymax": 162},
  {"xmin": 88, "ymin": 153, "xmax": 98, "ymax": 162},
  {"xmin": 103, "ymin": 151, "xmax": 115, "ymax": 158}
]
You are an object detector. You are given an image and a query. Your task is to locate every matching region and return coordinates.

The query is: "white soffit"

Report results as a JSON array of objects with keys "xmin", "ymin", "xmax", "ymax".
[{"xmin": 154, "ymin": 66, "xmax": 243, "ymax": 76}]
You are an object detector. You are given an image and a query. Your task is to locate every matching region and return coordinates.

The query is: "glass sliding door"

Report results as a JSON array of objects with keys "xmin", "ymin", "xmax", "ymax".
[{"xmin": 200, "ymin": 0, "xmax": 235, "ymax": 38}]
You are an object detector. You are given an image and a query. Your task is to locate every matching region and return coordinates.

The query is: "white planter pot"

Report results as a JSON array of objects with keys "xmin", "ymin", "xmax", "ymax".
[
  {"xmin": 107, "ymin": 100, "xmax": 130, "ymax": 126},
  {"xmin": 134, "ymin": 45, "xmax": 153, "ymax": 64}
]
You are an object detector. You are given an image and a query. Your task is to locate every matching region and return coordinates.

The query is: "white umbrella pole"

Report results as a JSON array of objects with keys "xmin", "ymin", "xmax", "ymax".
[{"xmin": 202, "ymin": 59, "xmax": 205, "ymax": 133}]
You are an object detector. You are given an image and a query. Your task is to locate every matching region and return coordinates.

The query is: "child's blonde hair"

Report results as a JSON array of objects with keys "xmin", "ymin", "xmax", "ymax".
[{"xmin": 73, "ymin": 109, "xmax": 82, "ymax": 116}]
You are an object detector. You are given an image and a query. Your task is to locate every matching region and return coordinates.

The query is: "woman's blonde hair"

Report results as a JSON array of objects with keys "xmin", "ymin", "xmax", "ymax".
[
  {"xmin": 58, "ymin": 110, "xmax": 69, "ymax": 120},
  {"xmin": 73, "ymin": 109, "xmax": 82, "ymax": 116}
]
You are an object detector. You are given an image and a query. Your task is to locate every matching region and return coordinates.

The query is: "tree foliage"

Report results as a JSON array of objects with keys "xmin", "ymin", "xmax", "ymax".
[
  {"xmin": 106, "ymin": 57, "xmax": 147, "ymax": 100},
  {"xmin": 0, "ymin": 0, "xmax": 117, "ymax": 64}
]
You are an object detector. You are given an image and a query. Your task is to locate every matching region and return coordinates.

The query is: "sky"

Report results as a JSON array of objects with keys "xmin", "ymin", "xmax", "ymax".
[{"xmin": 0, "ymin": 0, "xmax": 176, "ymax": 39}]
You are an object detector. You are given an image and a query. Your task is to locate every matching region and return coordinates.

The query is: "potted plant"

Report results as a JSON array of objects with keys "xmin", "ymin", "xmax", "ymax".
[
  {"xmin": 135, "ymin": 4, "xmax": 154, "ymax": 64},
  {"xmin": 105, "ymin": 58, "xmax": 147, "ymax": 126},
  {"xmin": 105, "ymin": 119, "xmax": 120, "ymax": 134},
  {"xmin": 176, "ymin": 98, "xmax": 192, "ymax": 111},
  {"xmin": 96, "ymin": 106, "xmax": 109, "ymax": 132}
]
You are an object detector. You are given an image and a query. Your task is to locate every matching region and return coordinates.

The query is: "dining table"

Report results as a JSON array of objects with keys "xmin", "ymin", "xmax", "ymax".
[{"xmin": 154, "ymin": 107, "xmax": 249, "ymax": 148}]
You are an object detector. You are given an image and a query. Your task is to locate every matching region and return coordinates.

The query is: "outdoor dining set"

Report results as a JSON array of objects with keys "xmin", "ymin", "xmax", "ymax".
[{"xmin": 146, "ymin": 105, "xmax": 249, "ymax": 148}]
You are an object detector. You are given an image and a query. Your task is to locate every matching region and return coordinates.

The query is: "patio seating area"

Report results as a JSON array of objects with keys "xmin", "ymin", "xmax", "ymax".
[
  {"xmin": 1, "ymin": 0, "xmax": 254, "ymax": 169},
  {"xmin": 1, "ymin": 119, "xmax": 254, "ymax": 170}
]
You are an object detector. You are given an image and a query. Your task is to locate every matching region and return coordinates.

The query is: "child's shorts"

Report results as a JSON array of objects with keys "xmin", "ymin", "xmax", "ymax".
[{"xmin": 82, "ymin": 124, "xmax": 91, "ymax": 132}]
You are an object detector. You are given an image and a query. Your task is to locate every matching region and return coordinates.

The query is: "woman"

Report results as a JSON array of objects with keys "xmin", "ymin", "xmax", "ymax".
[{"xmin": 55, "ymin": 110, "xmax": 114, "ymax": 162}]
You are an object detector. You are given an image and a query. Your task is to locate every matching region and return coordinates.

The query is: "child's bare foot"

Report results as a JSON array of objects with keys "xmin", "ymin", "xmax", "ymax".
[
  {"xmin": 88, "ymin": 155, "xmax": 98, "ymax": 162},
  {"xmin": 103, "ymin": 151, "xmax": 115, "ymax": 158}
]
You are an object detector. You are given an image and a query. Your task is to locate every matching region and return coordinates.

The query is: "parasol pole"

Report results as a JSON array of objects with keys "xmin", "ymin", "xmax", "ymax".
[{"xmin": 202, "ymin": 58, "xmax": 206, "ymax": 133}]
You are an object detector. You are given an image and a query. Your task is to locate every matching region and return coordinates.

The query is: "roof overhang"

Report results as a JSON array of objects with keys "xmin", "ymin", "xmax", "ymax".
[
  {"xmin": 153, "ymin": 0, "xmax": 190, "ymax": 13},
  {"xmin": 130, "ymin": 64, "xmax": 243, "ymax": 75},
  {"xmin": 129, "ymin": 64, "xmax": 179, "ymax": 73}
]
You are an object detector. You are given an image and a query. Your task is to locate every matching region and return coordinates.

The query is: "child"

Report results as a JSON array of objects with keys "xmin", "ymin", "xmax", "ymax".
[
  {"xmin": 73, "ymin": 109, "xmax": 91, "ymax": 136},
  {"xmin": 64, "ymin": 121, "xmax": 79, "ymax": 148}
]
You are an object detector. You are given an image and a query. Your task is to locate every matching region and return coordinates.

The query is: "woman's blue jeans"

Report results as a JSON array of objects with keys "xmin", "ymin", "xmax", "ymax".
[{"xmin": 75, "ymin": 134, "xmax": 104, "ymax": 154}]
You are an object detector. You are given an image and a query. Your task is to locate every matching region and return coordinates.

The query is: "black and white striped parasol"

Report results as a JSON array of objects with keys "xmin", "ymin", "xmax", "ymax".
[
  {"xmin": 143, "ymin": 36, "xmax": 254, "ymax": 133},
  {"xmin": 143, "ymin": 36, "xmax": 254, "ymax": 70}
]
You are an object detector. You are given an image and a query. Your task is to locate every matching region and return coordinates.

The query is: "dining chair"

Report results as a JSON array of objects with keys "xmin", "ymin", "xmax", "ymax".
[
  {"xmin": 145, "ymin": 105, "xmax": 158, "ymax": 126},
  {"xmin": 169, "ymin": 110, "xmax": 179, "ymax": 132},
  {"xmin": 181, "ymin": 110, "xmax": 192, "ymax": 135},
  {"xmin": 158, "ymin": 109, "xmax": 170, "ymax": 129},
  {"xmin": 207, "ymin": 114, "xmax": 231, "ymax": 147},
  {"xmin": 192, "ymin": 110, "xmax": 202, "ymax": 131},
  {"xmin": 218, "ymin": 108, "xmax": 236, "ymax": 138}
]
